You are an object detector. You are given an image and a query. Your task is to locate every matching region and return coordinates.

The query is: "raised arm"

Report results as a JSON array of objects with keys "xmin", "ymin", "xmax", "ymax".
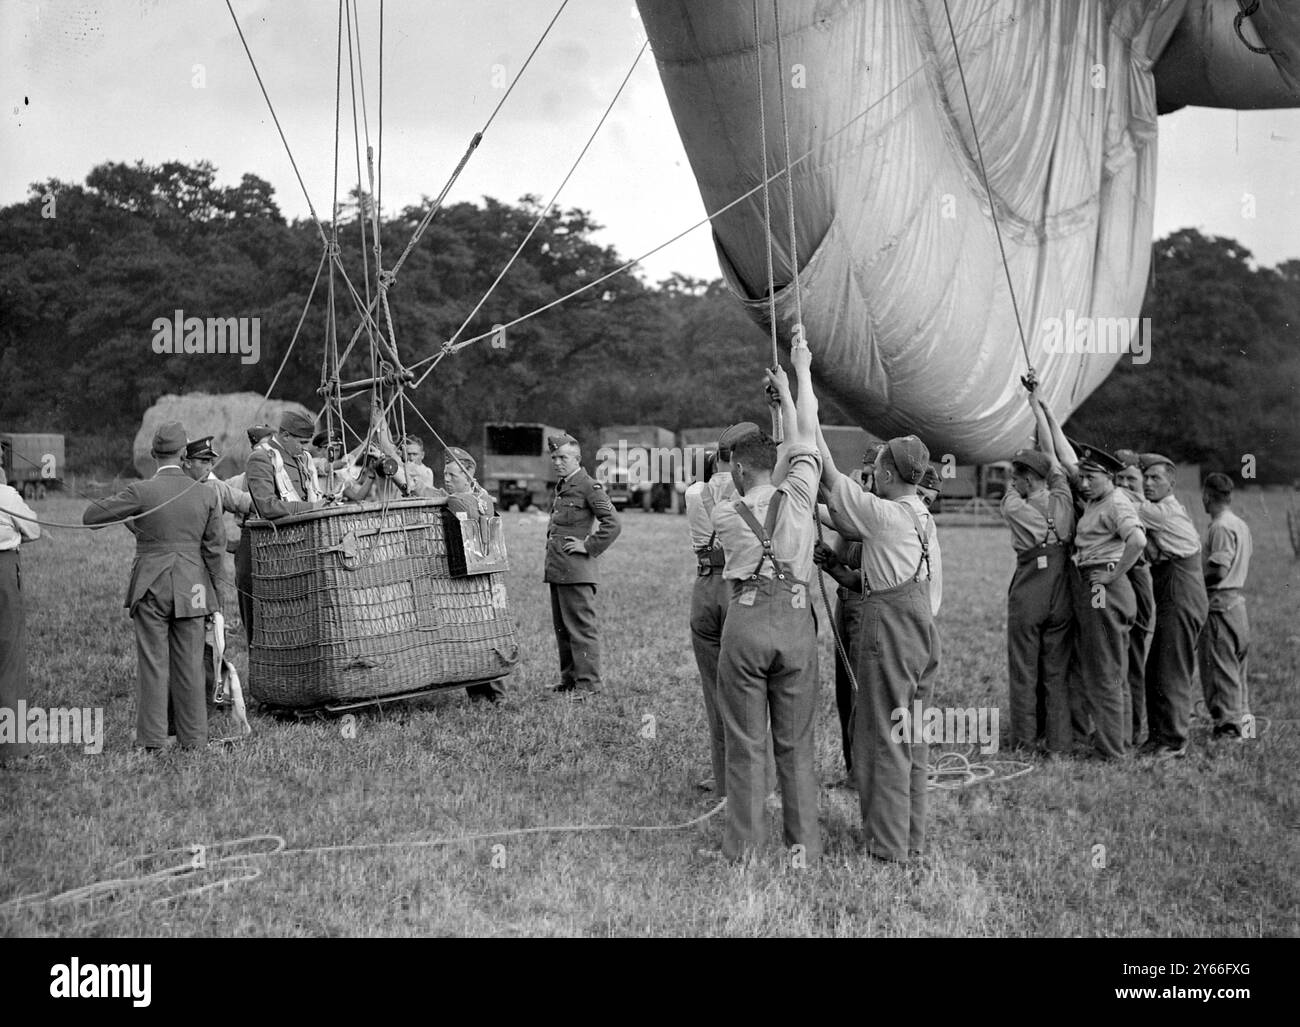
[
  {"xmin": 790, "ymin": 341, "xmax": 819, "ymax": 443},
  {"xmin": 1036, "ymin": 393, "xmax": 1078, "ymax": 478}
]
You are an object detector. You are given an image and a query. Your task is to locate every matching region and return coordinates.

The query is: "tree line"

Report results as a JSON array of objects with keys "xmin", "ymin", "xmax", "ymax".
[{"xmin": 1, "ymin": 160, "xmax": 1296, "ymax": 483}]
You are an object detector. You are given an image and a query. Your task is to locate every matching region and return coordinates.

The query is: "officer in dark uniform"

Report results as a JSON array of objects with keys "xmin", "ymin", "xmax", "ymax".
[{"xmin": 544, "ymin": 432, "xmax": 621, "ymax": 699}]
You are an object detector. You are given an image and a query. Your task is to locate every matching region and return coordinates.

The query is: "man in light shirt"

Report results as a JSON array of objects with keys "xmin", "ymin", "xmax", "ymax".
[
  {"xmin": 709, "ymin": 348, "xmax": 822, "ymax": 863},
  {"xmin": 1198, "ymin": 472, "xmax": 1253, "ymax": 741},
  {"xmin": 1136, "ymin": 454, "xmax": 1209, "ymax": 759},
  {"xmin": 820, "ymin": 428, "xmax": 942, "ymax": 863},
  {"xmin": 0, "ymin": 465, "xmax": 41, "ymax": 763}
]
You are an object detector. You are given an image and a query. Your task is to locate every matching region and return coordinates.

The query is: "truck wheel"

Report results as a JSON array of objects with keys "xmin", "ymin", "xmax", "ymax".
[
  {"xmin": 517, "ymin": 496, "xmax": 531, "ymax": 513},
  {"xmin": 35, "ymin": 483, "xmax": 47, "ymax": 501},
  {"xmin": 22, "ymin": 482, "xmax": 36, "ymax": 500}
]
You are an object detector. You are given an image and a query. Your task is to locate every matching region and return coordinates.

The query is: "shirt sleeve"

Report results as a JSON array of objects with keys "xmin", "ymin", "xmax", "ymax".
[
  {"xmin": 1110, "ymin": 491, "xmax": 1145, "ymax": 547},
  {"xmin": 778, "ymin": 444, "xmax": 821, "ymax": 519},
  {"xmin": 0, "ymin": 487, "xmax": 41, "ymax": 541},
  {"xmin": 1046, "ymin": 468, "xmax": 1076, "ymax": 540},
  {"xmin": 825, "ymin": 471, "xmax": 892, "ymax": 540},
  {"xmin": 685, "ymin": 481, "xmax": 713, "ymax": 551},
  {"xmin": 583, "ymin": 480, "xmax": 621, "ymax": 557},
  {"xmin": 1205, "ymin": 521, "xmax": 1236, "ymax": 569}
]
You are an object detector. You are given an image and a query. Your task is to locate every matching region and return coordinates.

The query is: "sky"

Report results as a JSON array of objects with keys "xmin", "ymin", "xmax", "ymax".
[{"xmin": 3, "ymin": 0, "xmax": 1298, "ymax": 290}]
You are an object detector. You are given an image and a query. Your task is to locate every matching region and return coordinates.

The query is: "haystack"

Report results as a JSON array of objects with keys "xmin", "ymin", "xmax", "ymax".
[{"xmin": 132, "ymin": 393, "xmax": 314, "ymax": 478}]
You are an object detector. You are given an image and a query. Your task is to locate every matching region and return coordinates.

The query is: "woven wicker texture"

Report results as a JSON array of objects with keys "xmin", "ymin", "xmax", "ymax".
[{"xmin": 247, "ymin": 500, "xmax": 518, "ymax": 707}]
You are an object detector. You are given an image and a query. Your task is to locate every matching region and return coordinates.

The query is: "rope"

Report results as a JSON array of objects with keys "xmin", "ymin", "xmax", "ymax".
[
  {"xmin": 420, "ymin": 40, "xmax": 648, "ymax": 387},
  {"xmin": 1, "ymin": 460, "xmax": 214, "ymax": 530},
  {"xmin": 386, "ymin": 0, "xmax": 571, "ymax": 281},
  {"xmin": 752, "ymin": 0, "xmax": 780, "ymax": 371},
  {"xmin": 927, "ymin": 749, "xmax": 1034, "ymax": 790},
  {"xmin": 223, "ymin": 0, "xmax": 330, "ymax": 248},
  {"xmin": 939, "ymin": 0, "xmax": 1033, "ymax": 375},
  {"xmin": 2, "ymin": 802, "xmax": 726, "ymax": 918},
  {"xmin": 1234, "ymin": 0, "xmax": 1282, "ymax": 56},
  {"xmin": 771, "ymin": 0, "xmax": 804, "ymax": 338},
  {"xmin": 262, "ymin": 247, "xmax": 327, "ymax": 402},
  {"xmin": 403, "ymin": 4, "xmax": 981, "ymax": 373}
]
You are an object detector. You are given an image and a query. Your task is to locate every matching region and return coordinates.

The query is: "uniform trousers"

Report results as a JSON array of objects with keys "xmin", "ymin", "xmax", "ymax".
[
  {"xmin": 1125, "ymin": 561, "xmax": 1155, "ymax": 746},
  {"xmin": 1145, "ymin": 555, "xmax": 1209, "ymax": 749},
  {"xmin": 1069, "ymin": 564, "xmax": 1136, "ymax": 759},
  {"xmin": 1199, "ymin": 592, "xmax": 1249, "ymax": 733},
  {"xmin": 717, "ymin": 576, "xmax": 820, "ymax": 861},
  {"xmin": 833, "ymin": 587, "xmax": 865, "ymax": 774},
  {"xmin": 235, "ymin": 532, "xmax": 254, "ymax": 648},
  {"xmin": 691, "ymin": 569, "xmax": 775, "ymax": 796},
  {"xmin": 549, "ymin": 583, "xmax": 602, "ymax": 692},
  {"xmin": 134, "ymin": 586, "xmax": 207, "ymax": 749},
  {"xmin": 0, "ymin": 550, "xmax": 31, "ymax": 760},
  {"xmin": 854, "ymin": 576, "xmax": 937, "ymax": 862},
  {"xmin": 1005, "ymin": 544, "xmax": 1072, "ymax": 752}
]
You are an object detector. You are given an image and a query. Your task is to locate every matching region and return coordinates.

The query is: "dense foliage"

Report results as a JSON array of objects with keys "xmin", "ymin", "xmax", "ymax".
[{"xmin": 1, "ymin": 161, "xmax": 1295, "ymax": 481}]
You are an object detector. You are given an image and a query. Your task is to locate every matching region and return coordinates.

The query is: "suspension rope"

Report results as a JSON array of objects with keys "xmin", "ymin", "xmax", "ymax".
[
  {"xmin": 224, "ymin": 0, "xmax": 330, "ymax": 248},
  {"xmin": 262, "ymin": 247, "xmax": 328, "ymax": 402},
  {"xmin": 386, "ymin": 0, "xmax": 571, "ymax": 281},
  {"xmin": 771, "ymin": 0, "xmax": 804, "ymax": 339},
  {"xmin": 752, "ymin": 0, "xmax": 780, "ymax": 372},
  {"xmin": 939, "ymin": 0, "xmax": 1033, "ymax": 374},
  {"xmin": 431, "ymin": 40, "xmax": 648, "ymax": 375}
]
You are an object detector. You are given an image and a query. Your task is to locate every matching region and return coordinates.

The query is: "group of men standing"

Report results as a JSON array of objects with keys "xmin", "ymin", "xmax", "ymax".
[
  {"xmin": 1000, "ymin": 387, "xmax": 1253, "ymax": 763},
  {"xmin": 74, "ymin": 412, "xmax": 503, "ymax": 751},
  {"xmin": 685, "ymin": 344, "xmax": 942, "ymax": 865}
]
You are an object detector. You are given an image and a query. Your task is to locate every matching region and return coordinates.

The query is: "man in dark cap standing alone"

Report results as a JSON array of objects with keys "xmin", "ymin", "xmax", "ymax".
[
  {"xmin": 84, "ymin": 422, "xmax": 226, "ymax": 750},
  {"xmin": 543, "ymin": 432, "xmax": 621, "ymax": 699}
]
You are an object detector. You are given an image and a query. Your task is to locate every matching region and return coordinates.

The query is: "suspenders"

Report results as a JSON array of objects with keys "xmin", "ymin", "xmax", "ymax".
[
  {"xmin": 859, "ymin": 499, "xmax": 932, "ymax": 596},
  {"xmin": 733, "ymin": 491, "xmax": 793, "ymax": 580}
]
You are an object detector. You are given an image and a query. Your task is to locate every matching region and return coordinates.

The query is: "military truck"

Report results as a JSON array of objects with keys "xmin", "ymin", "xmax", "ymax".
[
  {"xmin": 482, "ymin": 422, "xmax": 564, "ymax": 511},
  {"xmin": 596, "ymin": 425, "xmax": 678, "ymax": 512},
  {"xmin": 1, "ymin": 432, "xmax": 64, "ymax": 500}
]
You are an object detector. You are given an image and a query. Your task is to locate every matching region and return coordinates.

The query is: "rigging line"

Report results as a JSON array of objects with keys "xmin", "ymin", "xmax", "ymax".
[
  {"xmin": 263, "ymin": 248, "xmax": 328, "ymax": 403},
  {"xmin": 752, "ymin": 0, "xmax": 780, "ymax": 372},
  {"xmin": 771, "ymin": 0, "xmax": 804, "ymax": 338},
  {"xmin": 330, "ymin": 252, "xmax": 404, "ymax": 370},
  {"xmin": 406, "ymin": 0, "xmax": 1010, "ymax": 370},
  {"xmin": 386, "ymin": 0, "xmax": 571, "ymax": 282},
  {"xmin": 348, "ymin": 0, "xmax": 384, "ymax": 282},
  {"xmin": 224, "ymin": 0, "xmax": 330, "ymax": 248},
  {"xmin": 377, "ymin": 0, "xmax": 384, "ymax": 253},
  {"xmin": 345, "ymin": 0, "xmax": 376, "ymax": 346},
  {"xmin": 939, "ymin": 0, "xmax": 1032, "ymax": 371},
  {"xmin": 439, "ymin": 40, "xmax": 649, "ymax": 361}
]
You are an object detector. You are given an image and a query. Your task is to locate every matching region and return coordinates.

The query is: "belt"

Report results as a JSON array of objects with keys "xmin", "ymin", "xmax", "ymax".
[{"xmin": 1075, "ymin": 561, "xmax": 1117, "ymax": 573}]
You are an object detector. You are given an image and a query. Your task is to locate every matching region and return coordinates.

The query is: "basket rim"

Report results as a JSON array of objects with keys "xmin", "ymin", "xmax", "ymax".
[{"xmin": 247, "ymin": 497, "xmax": 453, "ymax": 530}]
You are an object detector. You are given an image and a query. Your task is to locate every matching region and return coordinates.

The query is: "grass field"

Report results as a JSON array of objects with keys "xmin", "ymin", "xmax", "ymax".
[{"xmin": 2, "ymin": 490, "xmax": 1298, "ymax": 937}]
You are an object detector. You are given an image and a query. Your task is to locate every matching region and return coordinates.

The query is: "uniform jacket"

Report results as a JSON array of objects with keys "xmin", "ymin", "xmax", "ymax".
[
  {"xmin": 245, "ymin": 439, "xmax": 318, "ymax": 521},
  {"xmin": 544, "ymin": 467, "xmax": 621, "ymax": 584},
  {"xmin": 83, "ymin": 467, "xmax": 225, "ymax": 618}
]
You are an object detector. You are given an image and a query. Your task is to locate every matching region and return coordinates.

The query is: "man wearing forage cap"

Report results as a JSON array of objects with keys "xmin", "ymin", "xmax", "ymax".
[
  {"xmin": 1198, "ymin": 472, "xmax": 1253, "ymax": 741},
  {"xmin": 820, "ymin": 429, "xmax": 943, "ymax": 863},
  {"xmin": 83, "ymin": 421, "xmax": 226, "ymax": 750},
  {"xmin": 999, "ymin": 404, "xmax": 1076, "ymax": 754},
  {"xmin": 543, "ymin": 431, "xmax": 621, "ymax": 699},
  {"xmin": 1136, "ymin": 453, "xmax": 1209, "ymax": 759}
]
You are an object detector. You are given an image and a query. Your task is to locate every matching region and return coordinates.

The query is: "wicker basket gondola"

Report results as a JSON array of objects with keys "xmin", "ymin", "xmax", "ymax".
[{"xmin": 247, "ymin": 498, "xmax": 518, "ymax": 708}]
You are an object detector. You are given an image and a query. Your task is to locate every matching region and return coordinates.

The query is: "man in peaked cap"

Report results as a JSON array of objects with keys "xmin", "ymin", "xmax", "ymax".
[
  {"xmin": 543, "ymin": 431, "xmax": 621, "ymax": 699},
  {"xmin": 1198, "ymin": 472, "xmax": 1254, "ymax": 741},
  {"xmin": 999, "ymin": 398, "xmax": 1077, "ymax": 754},
  {"xmin": 820, "ymin": 430, "xmax": 943, "ymax": 863},
  {"xmin": 83, "ymin": 421, "xmax": 226, "ymax": 750},
  {"xmin": 685, "ymin": 421, "xmax": 760, "ymax": 795},
  {"xmin": 183, "ymin": 437, "xmax": 251, "ymax": 613},
  {"xmin": 1114, "ymin": 450, "xmax": 1156, "ymax": 747},
  {"xmin": 1134, "ymin": 452, "xmax": 1209, "ymax": 759},
  {"xmin": 1062, "ymin": 440, "xmax": 1147, "ymax": 760}
]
